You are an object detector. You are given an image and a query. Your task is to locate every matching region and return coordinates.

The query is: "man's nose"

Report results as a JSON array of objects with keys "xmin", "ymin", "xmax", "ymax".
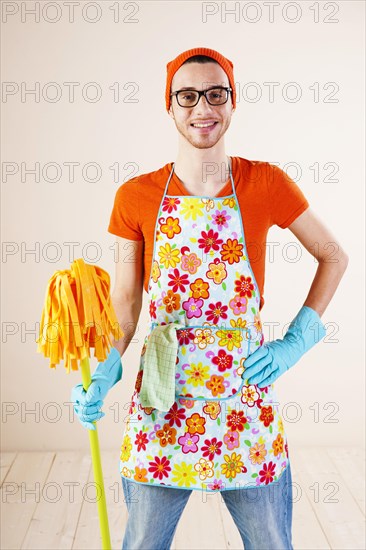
[{"xmin": 194, "ymin": 94, "xmax": 213, "ymax": 111}]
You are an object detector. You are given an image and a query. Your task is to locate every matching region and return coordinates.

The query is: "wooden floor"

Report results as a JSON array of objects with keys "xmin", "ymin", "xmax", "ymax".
[{"xmin": 1, "ymin": 447, "xmax": 364, "ymax": 550}]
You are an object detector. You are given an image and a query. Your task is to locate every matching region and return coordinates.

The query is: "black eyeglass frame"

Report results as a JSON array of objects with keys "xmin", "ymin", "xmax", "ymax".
[{"xmin": 170, "ymin": 86, "xmax": 233, "ymax": 107}]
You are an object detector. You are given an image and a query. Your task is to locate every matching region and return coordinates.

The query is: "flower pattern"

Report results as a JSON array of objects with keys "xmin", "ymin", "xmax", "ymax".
[
  {"xmin": 159, "ymin": 216, "xmax": 182, "ymax": 239},
  {"xmin": 120, "ymin": 177, "xmax": 289, "ymax": 491}
]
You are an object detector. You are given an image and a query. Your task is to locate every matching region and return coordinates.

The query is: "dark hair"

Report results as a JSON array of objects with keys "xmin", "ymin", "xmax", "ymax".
[{"xmin": 182, "ymin": 55, "xmax": 219, "ymax": 66}]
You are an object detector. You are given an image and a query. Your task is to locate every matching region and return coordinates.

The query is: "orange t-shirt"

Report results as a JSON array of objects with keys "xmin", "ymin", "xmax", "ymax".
[{"xmin": 108, "ymin": 156, "xmax": 309, "ymax": 311}]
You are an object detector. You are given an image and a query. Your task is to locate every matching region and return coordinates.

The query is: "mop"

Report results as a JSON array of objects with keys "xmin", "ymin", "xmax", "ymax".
[{"xmin": 36, "ymin": 258, "xmax": 124, "ymax": 550}]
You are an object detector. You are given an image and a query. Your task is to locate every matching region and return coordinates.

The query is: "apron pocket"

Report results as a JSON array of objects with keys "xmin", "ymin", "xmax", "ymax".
[{"xmin": 175, "ymin": 325, "xmax": 251, "ymax": 401}]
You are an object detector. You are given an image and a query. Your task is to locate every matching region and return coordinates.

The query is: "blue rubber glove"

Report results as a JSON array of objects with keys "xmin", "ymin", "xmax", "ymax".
[
  {"xmin": 71, "ymin": 347, "xmax": 122, "ymax": 430},
  {"xmin": 243, "ymin": 306, "xmax": 326, "ymax": 389}
]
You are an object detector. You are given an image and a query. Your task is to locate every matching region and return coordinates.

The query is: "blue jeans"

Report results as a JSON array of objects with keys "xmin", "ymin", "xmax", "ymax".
[{"xmin": 121, "ymin": 461, "xmax": 294, "ymax": 550}]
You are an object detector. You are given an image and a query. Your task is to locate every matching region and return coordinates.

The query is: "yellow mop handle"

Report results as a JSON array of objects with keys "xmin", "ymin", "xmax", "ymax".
[{"xmin": 80, "ymin": 357, "xmax": 111, "ymax": 550}]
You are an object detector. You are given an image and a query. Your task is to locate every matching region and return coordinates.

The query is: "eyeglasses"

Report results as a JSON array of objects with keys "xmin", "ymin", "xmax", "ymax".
[{"xmin": 170, "ymin": 86, "xmax": 232, "ymax": 108}]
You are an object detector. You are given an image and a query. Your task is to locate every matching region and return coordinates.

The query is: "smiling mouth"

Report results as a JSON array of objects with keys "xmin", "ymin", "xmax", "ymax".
[{"xmin": 191, "ymin": 121, "xmax": 218, "ymax": 128}]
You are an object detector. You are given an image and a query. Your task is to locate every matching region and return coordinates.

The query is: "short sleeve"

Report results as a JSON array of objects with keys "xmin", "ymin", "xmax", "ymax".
[
  {"xmin": 267, "ymin": 164, "xmax": 310, "ymax": 228},
  {"xmin": 108, "ymin": 178, "xmax": 143, "ymax": 241}
]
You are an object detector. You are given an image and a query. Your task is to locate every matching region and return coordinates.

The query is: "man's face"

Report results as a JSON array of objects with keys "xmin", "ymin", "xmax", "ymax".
[{"xmin": 168, "ymin": 61, "xmax": 235, "ymax": 150}]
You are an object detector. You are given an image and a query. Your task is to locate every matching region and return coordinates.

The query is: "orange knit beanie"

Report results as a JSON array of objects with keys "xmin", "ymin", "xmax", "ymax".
[{"xmin": 165, "ymin": 47, "xmax": 236, "ymax": 111}]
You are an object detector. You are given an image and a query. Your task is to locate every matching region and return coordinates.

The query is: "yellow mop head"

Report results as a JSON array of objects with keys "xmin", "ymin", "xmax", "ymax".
[{"xmin": 36, "ymin": 258, "xmax": 123, "ymax": 372}]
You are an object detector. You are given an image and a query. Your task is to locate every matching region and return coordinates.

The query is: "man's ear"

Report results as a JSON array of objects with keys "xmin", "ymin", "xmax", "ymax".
[{"xmin": 168, "ymin": 105, "xmax": 175, "ymax": 119}]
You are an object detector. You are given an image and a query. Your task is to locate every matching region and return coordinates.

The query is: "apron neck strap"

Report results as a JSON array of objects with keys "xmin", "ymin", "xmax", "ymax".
[
  {"xmin": 165, "ymin": 157, "xmax": 234, "ymax": 197},
  {"xmin": 163, "ymin": 163, "xmax": 175, "ymax": 197}
]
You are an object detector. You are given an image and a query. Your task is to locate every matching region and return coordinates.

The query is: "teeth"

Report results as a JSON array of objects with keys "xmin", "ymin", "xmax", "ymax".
[{"xmin": 193, "ymin": 122, "xmax": 216, "ymax": 128}]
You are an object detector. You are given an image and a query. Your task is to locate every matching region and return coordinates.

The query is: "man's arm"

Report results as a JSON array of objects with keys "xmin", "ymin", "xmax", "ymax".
[
  {"xmin": 110, "ymin": 236, "xmax": 144, "ymax": 357},
  {"xmin": 244, "ymin": 207, "xmax": 348, "ymax": 387},
  {"xmin": 287, "ymin": 207, "xmax": 349, "ymax": 317}
]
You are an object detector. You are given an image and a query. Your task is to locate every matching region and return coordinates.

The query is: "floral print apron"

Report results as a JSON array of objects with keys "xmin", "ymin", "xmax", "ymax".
[{"xmin": 120, "ymin": 161, "xmax": 289, "ymax": 491}]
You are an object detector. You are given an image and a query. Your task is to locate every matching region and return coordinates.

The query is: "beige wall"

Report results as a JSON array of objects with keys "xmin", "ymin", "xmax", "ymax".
[{"xmin": 1, "ymin": 1, "xmax": 364, "ymax": 451}]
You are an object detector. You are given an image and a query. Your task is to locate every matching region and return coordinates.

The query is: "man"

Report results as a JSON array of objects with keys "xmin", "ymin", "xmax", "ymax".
[{"xmin": 72, "ymin": 48, "xmax": 348, "ymax": 549}]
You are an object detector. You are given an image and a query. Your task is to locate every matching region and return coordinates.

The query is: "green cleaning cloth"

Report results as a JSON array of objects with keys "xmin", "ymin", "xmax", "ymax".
[{"xmin": 139, "ymin": 322, "xmax": 185, "ymax": 412}]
